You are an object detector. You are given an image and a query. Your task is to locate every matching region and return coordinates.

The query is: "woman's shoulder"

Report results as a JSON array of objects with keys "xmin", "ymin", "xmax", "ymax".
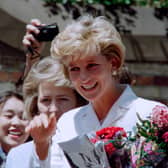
[
  {"xmin": 6, "ymin": 141, "xmax": 34, "ymax": 168},
  {"xmin": 133, "ymin": 97, "xmax": 167, "ymax": 119},
  {"xmin": 8, "ymin": 141, "xmax": 33, "ymax": 156},
  {"xmin": 135, "ymin": 97, "xmax": 166, "ymax": 108}
]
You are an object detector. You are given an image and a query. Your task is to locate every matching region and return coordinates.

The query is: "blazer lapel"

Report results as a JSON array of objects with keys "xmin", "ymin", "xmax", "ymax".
[
  {"xmin": 78, "ymin": 103, "xmax": 101, "ymax": 133},
  {"xmin": 101, "ymin": 85, "xmax": 137, "ymax": 128}
]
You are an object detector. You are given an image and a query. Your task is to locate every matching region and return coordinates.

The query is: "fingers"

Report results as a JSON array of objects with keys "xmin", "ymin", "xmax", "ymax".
[
  {"xmin": 26, "ymin": 24, "xmax": 40, "ymax": 35},
  {"xmin": 48, "ymin": 113, "xmax": 57, "ymax": 135},
  {"xmin": 30, "ymin": 18, "xmax": 41, "ymax": 27},
  {"xmin": 23, "ymin": 18, "xmax": 41, "ymax": 50},
  {"xmin": 25, "ymin": 113, "xmax": 56, "ymax": 133},
  {"xmin": 27, "ymin": 18, "xmax": 41, "ymax": 34},
  {"xmin": 23, "ymin": 34, "xmax": 35, "ymax": 47},
  {"xmin": 22, "ymin": 18, "xmax": 46, "ymax": 58},
  {"xmin": 49, "ymin": 112, "xmax": 56, "ymax": 122},
  {"xmin": 25, "ymin": 113, "xmax": 57, "ymax": 145},
  {"xmin": 23, "ymin": 34, "xmax": 42, "ymax": 49}
]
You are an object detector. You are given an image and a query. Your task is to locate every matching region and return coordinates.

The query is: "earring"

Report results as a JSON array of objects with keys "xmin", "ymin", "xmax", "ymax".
[{"xmin": 112, "ymin": 70, "xmax": 117, "ymax": 76}]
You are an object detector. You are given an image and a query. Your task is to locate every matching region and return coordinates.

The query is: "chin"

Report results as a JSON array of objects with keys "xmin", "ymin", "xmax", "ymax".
[
  {"xmin": 6, "ymin": 137, "xmax": 24, "ymax": 146},
  {"xmin": 83, "ymin": 96, "xmax": 96, "ymax": 102}
]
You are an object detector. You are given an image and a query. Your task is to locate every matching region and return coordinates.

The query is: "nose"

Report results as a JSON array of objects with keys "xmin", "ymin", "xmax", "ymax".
[
  {"xmin": 48, "ymin": 101, "xmax": 59, "ymax": 114},
  {"xmin": 11, "ymin": 116, "xmax": 22, "ymax": 126},
  {"xmin": 79, "ymin": 69, "xmax": 89, "ymax": 82}
]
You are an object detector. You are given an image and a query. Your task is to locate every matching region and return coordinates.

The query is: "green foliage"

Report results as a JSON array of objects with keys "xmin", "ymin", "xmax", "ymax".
[{"xmin": 42, "ymin": 0, "xmax": 168, "ymax": 7}]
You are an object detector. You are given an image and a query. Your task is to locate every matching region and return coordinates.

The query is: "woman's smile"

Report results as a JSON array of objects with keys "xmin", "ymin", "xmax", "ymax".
[{"xmin": 81, "ymin": 82, "xmax": 98, "ymax": 91}]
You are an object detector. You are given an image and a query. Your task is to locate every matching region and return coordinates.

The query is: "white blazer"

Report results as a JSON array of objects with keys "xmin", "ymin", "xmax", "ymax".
[
  {"xmin": 37, "ymin": 85, "xmax": 166, "ymax": 168},
  {"xmin": 55, "ymin": 85, "xmax": 163, "ymax": 141},
  {"xmin": 5, "ymin": 85, "xmax": 166, "ymax": 168}
]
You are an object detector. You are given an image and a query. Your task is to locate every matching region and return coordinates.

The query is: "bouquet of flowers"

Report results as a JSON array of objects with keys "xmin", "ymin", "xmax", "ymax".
[
  {"xmin": 131, "ymin": 105, "xmax": 168, "ymax": 168},
  {"xmin": 87, "ymin": 105, "xmax": 168, "ymax": 168},
  {"xmin": 88, "ymin": 127, "xmax": 127, "ymax": 156},
  {"xmin": 87, "ymin": 126, "xmax": 132, "ymax": 168},
  {"xmin": 61, "ymin": 105, "xmax": 168, "ymax": 168}
]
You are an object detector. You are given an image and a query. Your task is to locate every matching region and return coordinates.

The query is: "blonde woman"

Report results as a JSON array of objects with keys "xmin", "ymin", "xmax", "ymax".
[
  {"xmin": 27, "ymin": 15, "xmax": 166, "ymax": 167},
  {"xmin": 6, "ymin": 56, "xmax": 87, "ymax": 168},
  {"xmin": 51, "ymin": 15, "xmax": 165, "ymax": 138}
]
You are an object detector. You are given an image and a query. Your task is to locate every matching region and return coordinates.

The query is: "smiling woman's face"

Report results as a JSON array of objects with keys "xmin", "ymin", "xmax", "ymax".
[
  {"xmin": 67, "ymin": 54, "xmax": 114, "ymax": 102},
  {"xmin": 0, "ymin": 97, "xmax": 29, "ymax": 153}
]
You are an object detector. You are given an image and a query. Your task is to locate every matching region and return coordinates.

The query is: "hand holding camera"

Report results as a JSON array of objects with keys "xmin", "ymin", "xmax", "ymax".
[
  {"xmin": 23, "ymin": 19, "xmax": 59, "ymax": 57},
  {"xmin": 21, "ymin": 19, "xmax": 59, "ymax": 83},
  {"xmin": 33, "ymin": 23, "xmax": 59, "ymax": 42}
]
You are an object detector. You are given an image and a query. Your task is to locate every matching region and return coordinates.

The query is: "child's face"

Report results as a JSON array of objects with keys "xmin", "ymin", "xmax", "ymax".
[
  {"xmin": 37, "ymin": 81, "xmax": 77, "ymax": 119},
  {"xmin": 0, "ymin": 97, "xmax": 29, "ymax": 153}
]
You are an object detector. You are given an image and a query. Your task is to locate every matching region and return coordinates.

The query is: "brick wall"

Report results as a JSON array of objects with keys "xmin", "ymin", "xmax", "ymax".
[
  {"xmin": 0, "ymin": 40, "xmax": 25, "ymax": 92},
  {"xmin": 131, "ymin": 74, "xmax": 168, "ymax": 105}
]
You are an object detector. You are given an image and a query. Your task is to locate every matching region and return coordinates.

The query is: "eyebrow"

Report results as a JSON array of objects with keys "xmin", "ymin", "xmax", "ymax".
[
  {"xmin": 2, "ymin": 109, "xmax": 23, "ymax": 115},
  {"xmin": 56, "ymin": 96, "xmax": 71, "ymax": 98}
]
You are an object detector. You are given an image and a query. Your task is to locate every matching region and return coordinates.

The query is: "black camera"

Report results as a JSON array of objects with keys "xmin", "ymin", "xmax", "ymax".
[{"xmin": 33, "ymin": 23, "xmax": 59, "ymax": 42}]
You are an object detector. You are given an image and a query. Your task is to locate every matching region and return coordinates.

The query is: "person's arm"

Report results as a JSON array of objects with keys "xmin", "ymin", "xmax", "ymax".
[
  {"xmin": 22, "ymin": 19, "xmax": 45, "ymax": 78},
  {"xmin": 32, "ymin": 144, "xmax": 51, "ymax": 168},
  {"xmin": 16, "ymin": 19, "xmax": 45, "ymax": 89}
]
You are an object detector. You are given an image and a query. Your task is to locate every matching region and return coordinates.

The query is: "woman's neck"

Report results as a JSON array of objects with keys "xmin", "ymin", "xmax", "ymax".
[{"xmin": 92, "ymin": 85, "xmax": 125, "ymax": 121}]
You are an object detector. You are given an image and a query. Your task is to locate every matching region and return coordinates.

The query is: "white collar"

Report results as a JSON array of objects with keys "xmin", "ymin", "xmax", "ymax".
[
  {"xmin": 102, "ymin": 85, "xmax": 137, "ymax": 127},
  {"xmin": 113, "ymin": 84, "xmax": 137, "ymax": 109}
]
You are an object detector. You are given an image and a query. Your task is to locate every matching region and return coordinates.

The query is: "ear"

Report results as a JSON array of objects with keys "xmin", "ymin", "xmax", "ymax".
[{"xmin": 110, "ymin": 55, "xmax": 121, "ymax": 70}]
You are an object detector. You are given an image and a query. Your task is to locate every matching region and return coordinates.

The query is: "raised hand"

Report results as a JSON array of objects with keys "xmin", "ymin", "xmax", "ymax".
[
  {"xmin": 25, "ymin": 112, "xmax": 56, "ymax": 160},
  {"xmin": 21, "ymin": 19, "xmax": 46, "ymax": 80},
  {"xmin": 23, "ymin": 18, "xmax": 45, "ymax": 57}
]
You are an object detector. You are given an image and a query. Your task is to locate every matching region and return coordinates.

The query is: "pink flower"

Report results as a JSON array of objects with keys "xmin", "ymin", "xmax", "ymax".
[
  {"xmin": 151, "ymin": 105, "xmax": 168, "ymax": 129},
  {"xmin": 143, "ymin": 142, "xmax": 153, "ymax": 154},
  {"xmin": 131, "ymin": 155, "xmax": 139, "ymax": 168},
  {"xmin": 162, "ymin": 132, "xmax": 168, "ymax": 142}
]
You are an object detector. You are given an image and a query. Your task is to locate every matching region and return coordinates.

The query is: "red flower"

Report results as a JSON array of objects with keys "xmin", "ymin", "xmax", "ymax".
[
  {"xmin": 96, "ymin": 127, "xmax": 127, "ymax": 140},
  {"xmin": 105, "ymin": 143, "xmax": 116, "ymax": 156},
  {"xmin": 90, "ymin": 127, "xmax": 127, "ymax": 156}
]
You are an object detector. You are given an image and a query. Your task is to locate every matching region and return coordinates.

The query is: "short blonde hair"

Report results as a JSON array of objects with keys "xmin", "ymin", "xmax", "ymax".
[
  {"xmin": 23, "ymin": 56, "xmax": 73, "ymax": 119},
  {"xmin": 51, "ymin": 15, "xmax": 125, "ymax": 70}
]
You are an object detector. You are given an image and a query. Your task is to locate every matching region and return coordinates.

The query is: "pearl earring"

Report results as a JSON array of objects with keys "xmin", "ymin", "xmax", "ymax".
[{"xmin": 112, "ymin": 70, "xmax": 117, "ymax": 76}]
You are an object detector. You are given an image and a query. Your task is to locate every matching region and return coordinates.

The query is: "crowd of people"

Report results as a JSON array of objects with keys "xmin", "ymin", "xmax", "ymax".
[{"xmin": 0, "ymin": 15, "xmax": 167, "ymax": 168}]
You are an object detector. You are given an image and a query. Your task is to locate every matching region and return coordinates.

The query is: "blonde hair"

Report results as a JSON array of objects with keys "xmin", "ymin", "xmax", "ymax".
[
  {"xmin": 23, "ymin": 56, "xmax": 73, "ymax": 119},
  {"xmin": 51, "ymin": 15, "xmax": 125, "ymax": 71}
]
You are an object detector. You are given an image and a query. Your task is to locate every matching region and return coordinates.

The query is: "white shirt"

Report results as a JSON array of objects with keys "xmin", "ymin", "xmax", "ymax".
[
  {"xmin": 37, "ymin": 85, "xmax": 165, "ymax": 168},
  {"xmin": 5, "ymin": 85, "xmax": 165, "ymax": 168}
]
